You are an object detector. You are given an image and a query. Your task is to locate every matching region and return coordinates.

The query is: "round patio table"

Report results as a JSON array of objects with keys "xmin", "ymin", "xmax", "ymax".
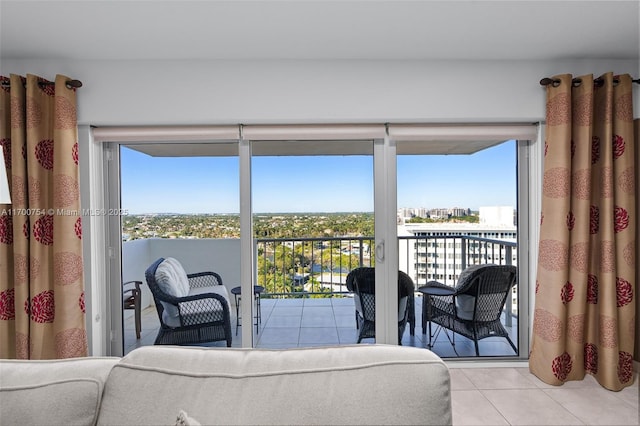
[{"xmin": 230, "ymin": 285, "xmax": 265, "ymax": 335}]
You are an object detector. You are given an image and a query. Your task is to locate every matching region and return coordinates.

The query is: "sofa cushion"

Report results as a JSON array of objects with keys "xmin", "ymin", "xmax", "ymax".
[
  {"xmin": 97, "ymin": 345, "xmax": 452, "ymax": 425},
  {"xmin": 0, "ymin": 357, "xmax": 119, "ymax": 426},
  {"xmin": 155, "ymin": 257, "xmax": 190, "ymax": 318}
]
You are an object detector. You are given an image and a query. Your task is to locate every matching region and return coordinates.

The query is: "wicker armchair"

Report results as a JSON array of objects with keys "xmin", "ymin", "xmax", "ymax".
[
  {"xmin": 345, "ymin": 267, "xmax": 415, "ymax": 345},
  {"xmin": 145, "ymin": 257, "xmax": 232, "ymax": 347},
  {"xmin": 421, "ymin": 264, "xmax": 517, "ymax": 356}
]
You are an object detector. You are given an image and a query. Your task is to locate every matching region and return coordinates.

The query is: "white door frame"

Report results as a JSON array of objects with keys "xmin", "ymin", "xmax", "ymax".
[
  {"xmin": 81, "ymin": 123, "xmax": 540, "ymax": 356},
  {"xmin": 373, "ymin": 133, "xmax": 399, "ymax": 345}
]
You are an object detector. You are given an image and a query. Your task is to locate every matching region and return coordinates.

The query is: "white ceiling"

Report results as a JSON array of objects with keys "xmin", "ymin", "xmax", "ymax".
[{"xmin": 1, "ymin": 0, "xmax": 638, "ymax": 61}]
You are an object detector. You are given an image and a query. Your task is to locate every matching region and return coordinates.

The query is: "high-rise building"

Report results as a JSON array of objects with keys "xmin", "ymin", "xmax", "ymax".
[
  {"xmin": 397, "ymin": 207, "xmax": 518, "ymax": 315},
  {"xmin": 479, "ymin": 206, "xmax": 515, "ymax": 227}
]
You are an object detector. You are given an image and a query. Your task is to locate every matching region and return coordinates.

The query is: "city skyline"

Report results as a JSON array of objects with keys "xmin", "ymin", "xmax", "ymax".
[{"xmin": 121, "ymin": 140, "xmax": 516, "ymax": 214}]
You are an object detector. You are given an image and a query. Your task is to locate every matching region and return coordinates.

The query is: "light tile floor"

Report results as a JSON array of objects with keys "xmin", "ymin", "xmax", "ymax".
[
  {"xmin": 125, "ymin": 296, "xmax": 519, "ymax": 355},
  {"xmin": 124, "ymin": 297, "xmax": 639, "ymax": 426},
  {"xmin": 449, "ymin": 367, "xmax": 639, "ymax": 426}
]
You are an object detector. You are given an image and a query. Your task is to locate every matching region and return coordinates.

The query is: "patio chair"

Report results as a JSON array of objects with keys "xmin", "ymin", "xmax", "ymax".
[
  {"xmin": 123, "ymin": 280, "xmax": 142, "ymax": 339},
  {"xmin": 421, "ymin": 264, "xmax": 517, "ymax": 356},
  {"xmin": 145, "ymin": 257, "xmax": 232, "ymax": 347},
  {"xmin": 345, "ymin": 267, "xmax": 415, "ymax": 345}
]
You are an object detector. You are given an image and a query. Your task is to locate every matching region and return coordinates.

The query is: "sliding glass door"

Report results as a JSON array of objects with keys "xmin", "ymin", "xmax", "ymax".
[
  {"xmin": 97, "ymin": 124, "xmax": 536, "ymax": 357},
  {"xmin": 396, "ymin": 139, "xmax": 522, "ymax": 357},
  {"xmin": 246, "ymin": 138, "xmax": 378, "ymax": 348}
]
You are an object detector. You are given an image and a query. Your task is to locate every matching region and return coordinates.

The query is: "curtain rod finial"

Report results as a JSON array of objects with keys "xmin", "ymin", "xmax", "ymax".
[
  {"xmin": 539, "ymin": 78, "xmax": 560, "ymax": 87},
  {"xmin": 66, "ymin": 79, "xmax": 82, "ymax": 89}
]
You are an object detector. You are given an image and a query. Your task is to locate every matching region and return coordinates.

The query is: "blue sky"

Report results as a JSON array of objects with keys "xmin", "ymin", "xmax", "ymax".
[{"xmin": 121, "ymin": 140, "xmax": 516, "ymax": 214}]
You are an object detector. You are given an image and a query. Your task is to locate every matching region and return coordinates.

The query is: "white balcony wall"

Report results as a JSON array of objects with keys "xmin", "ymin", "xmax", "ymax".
[
  {"xmin": 121, "ymin": 239, "xmax": 153, "ymax": 316},
  {"xmin": 122, "ymin": 238, "xmax": 242, "ymax": 314}
]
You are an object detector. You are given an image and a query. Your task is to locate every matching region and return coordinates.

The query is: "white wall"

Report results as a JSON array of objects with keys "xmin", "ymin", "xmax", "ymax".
[
  {"xmin": 144, "ymin": 238, "xmax": 242, "ymax": 295},
  {"xmin": 121, "ymin": 239, "xmax": 152, "ymax": 310},
  {"xmin": 116, "ymin": 238, "xmax": 240, "ymax": 348},
  {"xmin": 2, "ymin": 59, "xmax": 637, "ymax": 125},
  {"xmin": 121, "ymin": 237, "xmax": 242, "ymax": 305},
  {"xmin": 4, "ymin": 57, "xmax": 638, "ymax": 355}
]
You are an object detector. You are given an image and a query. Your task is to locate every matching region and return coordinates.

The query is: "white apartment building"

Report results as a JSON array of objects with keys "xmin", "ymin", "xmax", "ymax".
[
  {"xmin": 479, "ymin": 206, "xmax": 516, "ymax": 227},
  {"xmin": 397, "ymin": 207, "xmax": 518, "ymax": 314},
  {"xmin": 397, "ymin": 206, "xmax": 472, "ymax": 222},
  {"xmin": 399, "ymin": 222, "xmax": 517, "ymax": 282}
]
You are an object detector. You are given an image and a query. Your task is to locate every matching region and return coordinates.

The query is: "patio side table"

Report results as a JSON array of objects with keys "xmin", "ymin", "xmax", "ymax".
[
  {"xmin": 231, "ymin": 285, "xmax": 265, "ymax": 335},
  {"xmin": 418, "ymin": 285, "xmax": 455, "ymax": 349}
]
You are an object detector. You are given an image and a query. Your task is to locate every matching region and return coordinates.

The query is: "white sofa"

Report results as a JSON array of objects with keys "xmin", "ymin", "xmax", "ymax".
[{"xmin": 0, "ymin": 344, "xmax": 452, "ymax": 425}]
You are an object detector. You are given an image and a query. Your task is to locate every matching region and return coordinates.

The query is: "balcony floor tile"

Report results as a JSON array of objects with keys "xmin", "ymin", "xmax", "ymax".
[
  {"xmin": 268, "ymin": 305, "xmax": 303, "ymax": 316},
  {"xmin": 298, "ymin": 327, "xmax": 340, "ymax": 345},
  {"xmin": 256, "ymin": 326, "xmax": 299, "ymax": 345},
  {"xmin": 264, "ymin": 315, "xmax": 302, "ymax": 328}
]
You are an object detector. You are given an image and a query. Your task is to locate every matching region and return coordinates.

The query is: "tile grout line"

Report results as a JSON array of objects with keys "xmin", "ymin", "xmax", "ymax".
[
  {"xmin": 466, "ymin": 367, "xmax": 590, "ymax": 426},
  {"xmin": 459, "ymin": 370, "xmax": 515, "ymax": 426}
]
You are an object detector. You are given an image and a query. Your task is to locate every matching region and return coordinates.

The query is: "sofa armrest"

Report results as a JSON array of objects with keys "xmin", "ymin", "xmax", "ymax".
[{"xmin": 1, "ymin": 357, "xmax": 119, "ymax": 426}]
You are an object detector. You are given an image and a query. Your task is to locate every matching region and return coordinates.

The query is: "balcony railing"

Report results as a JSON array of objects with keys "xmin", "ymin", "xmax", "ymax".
[
  {"xmin": 399, "ymin": 235, "xmax": 517, "ymax": 286},
  {"xmin": 122, "ymin": 235, "xmax": 518, "ymax": 353},
  {"xmin": 399, "ymin": 235, "xmax": 518, "ymax": 326},
  {"xmin": 255, "ymin": 236, "xmax": 374, "ymax": 297},
  {"xmin": 123, "ymin": 234, "xmax": 518, "ymax": 325},
  {"xmin": 256, "ymin": 235, "xmax": 518, "ymax": 323}
]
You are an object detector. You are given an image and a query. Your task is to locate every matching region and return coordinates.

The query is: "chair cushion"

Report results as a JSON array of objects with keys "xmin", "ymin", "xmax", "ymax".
[
  {"xmin": 155, "ymin": 257, "xmax": 190, "ymax": 318},
  {"xmin": 455, "ymin": 294, "xmax": 475, "ymax": 320},
  {"xmin": 454, "ymin": 265, "xmax": 497, "ymax": 320},
  {"xmin": 354, "ymin": 287, "xmax": 408, "ymax": 322},
  {"xmin": 398, "ymin": 296, "xmax": 408, "ymax": 322},
  {"xmin": 353, "ymin": 294, "xmax": 363, "ymax": 315},
  {"xmin": 189, "ymin": 284, "xmax": 230, "ymax": 306},
  {"xmin": 157, "ymin": 258, "xmax": 190, "ymax": 296}
]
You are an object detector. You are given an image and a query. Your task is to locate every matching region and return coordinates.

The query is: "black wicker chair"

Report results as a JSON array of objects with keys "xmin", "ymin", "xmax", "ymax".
[
  {"xmin": 345, "ymin": 267, "xmax": 415, "ymax": 345},
  {"xmin": 145, "ymin": 257, "xmax": 232, "ymax": 347},
  {"xmin": 421, "ymin": 264, "xmax": 517, "ymax": 356}
]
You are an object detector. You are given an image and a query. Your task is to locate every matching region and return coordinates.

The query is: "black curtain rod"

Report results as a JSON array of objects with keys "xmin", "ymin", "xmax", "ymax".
[
  {"xmin": 0, "ymin": 79, "xmax": 83, "ymax": 89},
  {"xmin": 540, "ymin": 76, "xmax": 640, "ymax": 87}
]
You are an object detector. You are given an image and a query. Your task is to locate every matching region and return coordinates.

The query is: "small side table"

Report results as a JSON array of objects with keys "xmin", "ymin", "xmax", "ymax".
[
  {"xmin": 230, "ymin": 285, "xmax": 265, "ymax": 335},
  {"xmin": 418, "ymin": 285, "xmax": 455, "ymax": 349}
]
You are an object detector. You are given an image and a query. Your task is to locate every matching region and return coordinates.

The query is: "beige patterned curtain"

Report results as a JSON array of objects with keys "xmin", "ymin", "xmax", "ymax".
[
  {"xmin": 0, "ymin": 74, "xmax": 87, "ymax": 359},
  {"xmin": 530, "ymin": 73, "xmax": 636, "ymax": 391}
]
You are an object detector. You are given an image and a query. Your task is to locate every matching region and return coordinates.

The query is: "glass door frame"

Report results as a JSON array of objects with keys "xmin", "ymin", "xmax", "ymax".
[
  {"xmin": 373, "ymin": 134, "xmax": 399, "ymax": 344},
  {"xmin": 240, "ymin": 126, "xmax": 397, "ymax": 347},
  {"xmin": 85, "ymin": 123, "xmax": 539, "ymax": 356}
]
